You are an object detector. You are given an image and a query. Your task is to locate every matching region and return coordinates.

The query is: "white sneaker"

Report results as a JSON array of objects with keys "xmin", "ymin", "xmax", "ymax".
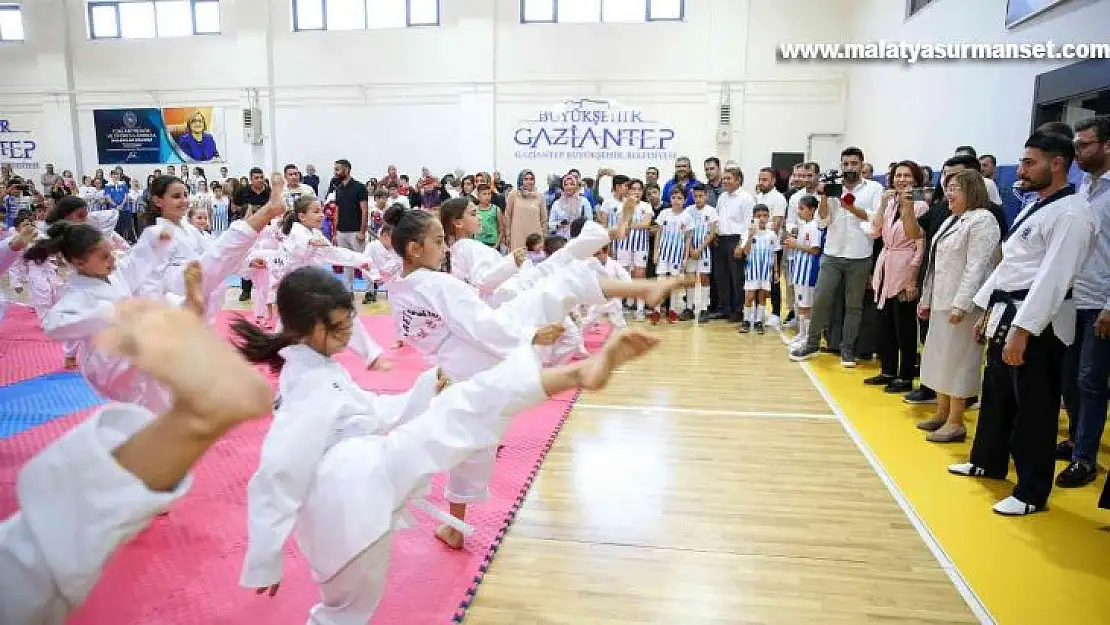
[
  {"xmin": 633, "ymin": 310, "xmax": 646, "ymax": 322},
  {"xmin": 992, "ymin": 496, "xmax": 1040, "ymax": 516},
  {"xmin": 784, "ymin": 317, "xmax": 799, "ymax": 330},
  {"xmin": 948, "ymin": 462, "xmax": 989, "ymax": 477},
  {"xmin": 767, "ymin": 314, "xmax": 781, "ymax": 328}
]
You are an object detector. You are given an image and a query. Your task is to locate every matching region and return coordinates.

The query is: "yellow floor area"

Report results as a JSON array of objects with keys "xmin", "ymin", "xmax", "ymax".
[{"xmin": 807, "ymin": 354, "xmax": 1110, "ymax": 625}]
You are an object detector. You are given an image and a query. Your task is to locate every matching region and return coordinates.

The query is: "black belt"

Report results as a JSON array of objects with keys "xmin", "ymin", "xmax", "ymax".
[{"xmin": 986, "ymin": 288, "xmax": 1072, "ymax": 343}]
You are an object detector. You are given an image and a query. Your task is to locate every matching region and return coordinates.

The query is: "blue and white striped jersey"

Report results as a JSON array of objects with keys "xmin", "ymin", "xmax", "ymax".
[
  {"xmin": 655, "ymin": 209, "xmax": 694, "ymax": 267},
  {"xmin": 745, "ymin": 229, "xmax": 778, "ymax": 283},
  {"xmin": 788, "ymin": 220, "xmax": 823, "ymax": 287},
  {"xmin": 684, "ymin": 205, "xmax": 719, "ymax": 263}
]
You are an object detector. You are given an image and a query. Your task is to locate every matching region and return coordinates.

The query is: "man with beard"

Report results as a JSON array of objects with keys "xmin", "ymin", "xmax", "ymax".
[
  {"xmin": 1053, "ymin": 116, "xmax": 1110, "ymax": 490},
  {"xmin": 790, "ymin": 147, "xmax": 884, "ymax": 366},
  {"xmin": 949, "ymin": 131, "xmax": 1096, "ymax": 516},
  {"xmin": 662, "ymin": 156, "xmax": 697, "ymax": 208},
  {"xmin": 328, "ymin": 158, "xmax": 369, "ymax": 292}
]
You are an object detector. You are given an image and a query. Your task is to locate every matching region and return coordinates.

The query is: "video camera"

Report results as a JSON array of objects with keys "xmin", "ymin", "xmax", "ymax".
[{"xmin": 819, "ymin": 170, "xmax": 844, "ymax": 198}]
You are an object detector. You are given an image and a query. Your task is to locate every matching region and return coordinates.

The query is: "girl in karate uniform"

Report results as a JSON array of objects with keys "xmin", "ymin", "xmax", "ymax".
[
  {"xmin": 9, "ymin": 209, "xmax": 76, "ymax": 367},
  {"xmin": 31, "ymin": 221, "xmax": 195, "ymax": 414},
  {"xmin": 0, "ymin": 220, "xmax": 40, "ymax": 322},
  {"xmin": 46, "ymin": 195, "xmax": 131, "ymax": 253},
  {"xmin": 188, "ymin": 206, "xmax": 231, "ymax": 322},
  {"xmin": 438, "ymin": 199, "xmax": 525, "ymax": 303},
  {"xmin": 278, "ymin": 196, "xmax": 390, "ymax": 371},
  {"xmin": 1, "ymin": 298, "xmax": 275, "ymax": 625},
  {"xmin": 584, "ymin": 245, "xmax": 632, "ymax": 329},
  {"xmin": 384, "ymin": 207, "xmax": 688, "ymax": 548},
  {"xmin": 235, "ymin": 265, "xmax": 659, "ymax": 625},
  {"xmin": 40, "ymin": 194, "xmax": 285, "ymax": 414},
  {"xmin": 136, "ymin": 174, "xmax": 281, "ymax": 312},
  {"xmin": 245, "ymin": 217, "xmax": 284, "ymax": 326}
]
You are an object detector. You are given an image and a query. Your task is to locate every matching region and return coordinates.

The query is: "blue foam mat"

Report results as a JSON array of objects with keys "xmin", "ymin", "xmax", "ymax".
[
  {"xmin": 224, "ymin": 275, "xmax": 376, "ymax": 291},
  {"xmin": 0, "ymin": 372, "xmax": 107, "ymax": 439}
]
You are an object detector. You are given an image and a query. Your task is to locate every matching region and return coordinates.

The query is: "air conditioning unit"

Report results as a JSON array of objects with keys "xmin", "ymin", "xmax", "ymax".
[
  {"xmin": 716, "ymin": 87, "xmax": 732, "ymax": 146},
  {"xmin": 242, "ymin": 108, "xmax": 263, "ymax": 145}
]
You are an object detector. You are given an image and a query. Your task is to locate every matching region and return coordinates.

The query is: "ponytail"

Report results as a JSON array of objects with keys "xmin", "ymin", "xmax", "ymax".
[
  {"xmin": 23, "ymin": 237, "xmax": 63, "ymax": 264},
  {"xmin": 231, "ymin": 316, "xmax": 294, "ymax": 372},
  {"xmin": 24, "ymin": 221, "xmax": 102, "ymax": 265},
  {"xmin": 281, "ymin": 195, "xmax": 317, "ymax": 235},
  {"xmin": 280, "ymin": 209, "xmax": 298, "ymax": 235}
]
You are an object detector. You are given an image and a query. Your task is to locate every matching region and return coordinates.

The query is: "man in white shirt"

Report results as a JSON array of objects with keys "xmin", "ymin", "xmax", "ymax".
[
  {"xmin": 949, "ymin": 131, "xmax": 1096, "ymax": 517},
  {"xmin": 712, "ymin": 166, "xmax": 756, "ymax": 322},
  {"xmin": 1055, "ymin": 115, "xmax": 1110, "ymax": 490},
  {"xmin": 756, "ymin": 167, "xmax": 789, "ymax": 320},
  {"xmin": 790, "ymin": 147, "xmax": 883, "ymax": 366},
  {"xmin": 281, "ymin": 163, "xmax": 316, "ymax": 209}
]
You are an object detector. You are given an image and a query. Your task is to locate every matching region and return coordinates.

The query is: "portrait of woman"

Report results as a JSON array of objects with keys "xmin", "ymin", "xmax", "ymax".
[{"xmin": 173, "ymin": 109, "xmax": 220, "ymax": 162}]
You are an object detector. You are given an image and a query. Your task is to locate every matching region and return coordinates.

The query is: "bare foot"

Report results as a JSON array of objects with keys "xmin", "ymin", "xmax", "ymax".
[
  {"xmin": 63, "ymin": 356, "xmax": 78, "ymax": 370},
  {"xmin": 577, "ymin": 330, "xmax": 659, "ymax": 390},
  {"xmin": 94, "ymin": 301, "xmax": 273, "ymax": 434},
  {"xmin": 182, "ymin": 261, "xmax": 206, "ymax": 317},
  {"xmin": 642, "ymin": 276, "xmax": 693, "ymax": 309},
  {"xmin": 367, "ymin": 356, "xmax": 393, "ymax": 372},
  {"xmin": 435, "ymin": 524, "xmax": 465, "ymax": 550}
]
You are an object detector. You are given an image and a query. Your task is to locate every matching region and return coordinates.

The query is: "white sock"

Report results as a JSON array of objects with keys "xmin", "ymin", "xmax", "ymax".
[
  {"xmin": 669, "ymin": 290, "xmax": 682, "ymax": 311},
  {"xmin": 698, "ymin": 286, "xmax": 709, "ymax": 314},
  {"xmin": 746, "ymin": 305, "xmax": 755, "ymax": 323},
  {"xmin": 800, "ymin": 317, "xmax": 810, "ymax": 338},
  {"xmin": 685, "ymin": 287, "xmax": 696, "ymax": 311},
  {"xmin": 636, "ymin": 298, "xmax": 645, "ymax": 312},
  {"xmin": 757, "ymin": 305, "xmax": 765, "ymax": 323}
]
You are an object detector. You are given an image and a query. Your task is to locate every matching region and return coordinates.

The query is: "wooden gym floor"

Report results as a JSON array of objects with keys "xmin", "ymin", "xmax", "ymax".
[{"xmin": 459, "ymin": 320, "xmax": 980, "ymax": 625}]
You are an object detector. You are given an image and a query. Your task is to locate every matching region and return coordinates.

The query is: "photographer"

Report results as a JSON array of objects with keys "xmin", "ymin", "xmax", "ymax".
[
  {"xmin": 789, "ymin": 147, "xmax": 884, "ymax": 366},
  {"xmin": 2, "ymin": 179, "xmax": 33, "ymax": 229}
]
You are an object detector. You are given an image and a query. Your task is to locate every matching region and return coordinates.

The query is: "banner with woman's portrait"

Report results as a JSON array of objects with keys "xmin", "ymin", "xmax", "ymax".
[{"xmin": 93, "ymin": 107, "xmax": 225, "ymax": 165}]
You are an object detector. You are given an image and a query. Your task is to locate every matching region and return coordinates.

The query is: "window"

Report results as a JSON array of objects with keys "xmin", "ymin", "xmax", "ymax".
[
  {"xmin": 291, "ymin": 0, "xmax": 440, "ymax": 31},
  {"xmin": 0, "ymin": 4, "xmax": 25, "ymax": 41},
  {"xmin": 520, "ymin": 0, "xmax": 683, "ymax": 23},
  {"xmin": 87, "ymin": 0, "xmax": 222, "ymax": 39},
  {"xmin": 906, "ymin": 0, "xmax": 936, "ymax": 18}
]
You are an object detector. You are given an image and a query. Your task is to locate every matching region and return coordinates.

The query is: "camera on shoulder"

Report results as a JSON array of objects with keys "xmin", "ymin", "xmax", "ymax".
[{"xmin": 819, "ymin": 170, "xmax": 844, "ymax": 198}]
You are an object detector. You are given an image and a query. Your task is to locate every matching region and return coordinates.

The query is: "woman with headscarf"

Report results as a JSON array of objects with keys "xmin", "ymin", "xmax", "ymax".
[{"xmin": 505, "ymin": 169, "xmax": 547, "ymax": 251}]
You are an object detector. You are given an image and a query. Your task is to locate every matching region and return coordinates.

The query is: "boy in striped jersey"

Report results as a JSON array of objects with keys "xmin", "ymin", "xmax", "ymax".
[
  {"xmin": 683, "ymin": 183, "xmax": 719, "ymax": 323},
  {"xmin": 615, "ymin": 178, "xmax": 653, "ymax": 320},
  {"xmin": 738, "ymin": 204, "xmax": 778, "ymax": 334},
  {"xmin": 651, "ymin": 187, "xmax": 694, "ymax": 324},
  {"xmin": 783, "ymin": 195, "xmax": 823, "ymax": 348}
]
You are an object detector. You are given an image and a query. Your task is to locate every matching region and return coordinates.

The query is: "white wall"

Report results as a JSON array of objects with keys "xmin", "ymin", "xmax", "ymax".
[
  {"xmin": 0, "ymin": 0, "xmax": 852, "ymax": 184},
  {"xmin": 844, "ymin": 0, "xmax": 1110, "ymax": 169}
]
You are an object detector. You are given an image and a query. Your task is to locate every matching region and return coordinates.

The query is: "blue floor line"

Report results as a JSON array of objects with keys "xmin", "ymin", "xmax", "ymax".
[{"xmin": 0, "ymin": 372, "xmax": 107, "ymax": 439}]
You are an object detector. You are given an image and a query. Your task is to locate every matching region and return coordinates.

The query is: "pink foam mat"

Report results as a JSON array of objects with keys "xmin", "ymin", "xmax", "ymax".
[{"xmin": 0, "ymin": 310, "xmax": 611, "ymax": 624}]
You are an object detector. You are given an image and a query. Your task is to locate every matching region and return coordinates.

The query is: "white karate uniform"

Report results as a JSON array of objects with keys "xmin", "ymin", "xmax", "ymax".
[
  {"xmin": 363, "ymin": 239, "xmax": 400, "ymax": 284},
  {"xmin": 0, "ymin": 404, "xmax": 190, "ymax": 625},
  {"xmin": 0, "ymin": 233, "xmax": 22, "ymax": 321},
  {"xmin": 246, "ymin": 220, "xmax": 284, "ymax": 319},
  {"xmin": 585, "ymin": 256, "xmax": 631, "ymax": 328},
  {"xmin": 240, "ymin": 343, "xmax": 548, "ymax": 625},
  {"xmin": 448, "ymin": 238, "xmax": 519, "ymax": 304},
  {"xmin": 974, "ymin": 192, "xmax": 1097, "ymax": 344},
  {"xmin": 281, "ymin": 222, "xmax": 384, "ymax": 367},
  {"xmin": 136, "ymin": 217, "xmax": 257, "ymax": 309},
  {"xmin": 42, "ymin": 236, "xmax": 180, "ymax": 413},
  {"xmin": 490, "ymin": 220, "xmax": 612, "ymax": 307},
  {"xmin": 388, "ymin": 263, "xmax": 605, "ymax": 503}
]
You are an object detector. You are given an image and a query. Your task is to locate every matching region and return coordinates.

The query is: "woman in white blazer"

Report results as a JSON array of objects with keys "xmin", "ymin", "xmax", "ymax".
[{"xmin": 917, "ymin": 169, "xmax": 1001, "ymax": 442}]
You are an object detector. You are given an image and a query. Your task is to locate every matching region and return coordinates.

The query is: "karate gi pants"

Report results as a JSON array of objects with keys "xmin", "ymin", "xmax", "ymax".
[{"xmin": 969, "ymin": 325, "xmax": 1065, "ymax": 508}]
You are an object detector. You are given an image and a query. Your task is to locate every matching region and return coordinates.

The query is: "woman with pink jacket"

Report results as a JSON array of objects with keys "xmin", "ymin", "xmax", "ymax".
[{"xmin": 864, "ymin": 161, "xmax": 929, "ymax": 394}]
